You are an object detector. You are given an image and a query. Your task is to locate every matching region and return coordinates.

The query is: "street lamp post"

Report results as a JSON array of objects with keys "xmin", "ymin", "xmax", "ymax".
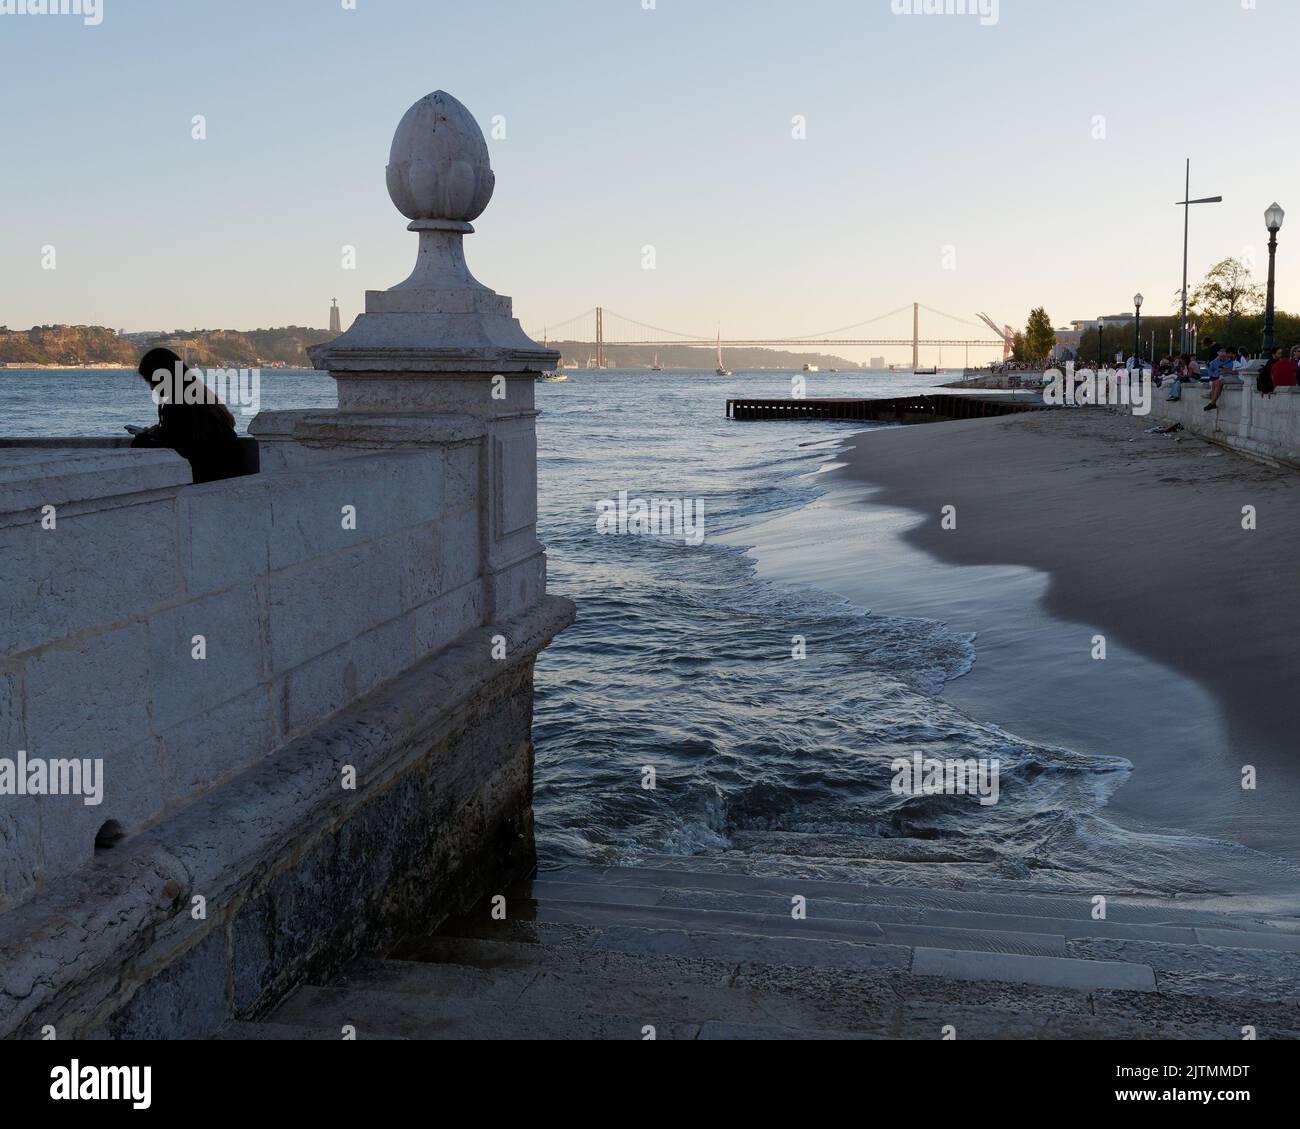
[
  {"xmin": 1098, "ymin": 318, "xmax": 1105, "ymax": 368},
  {"xmin": 1263, "ymin": 202, "xmax": 1285, "ymax": 355},
  {"xmin": 1133, "ymin": 293, "xmax": 1143, "ymax": 370}
]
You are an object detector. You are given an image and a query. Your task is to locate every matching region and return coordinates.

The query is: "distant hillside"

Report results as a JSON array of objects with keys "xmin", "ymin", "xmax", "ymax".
[
  {"xmin": 0, "ymin": 326, "xmax": 858, "ymax": 371},
  {"xmin": 127, "ymin": 327, "xmax": 334, "ymax": 367},
  {"xmin": 551, "ymin": 342, "xmax": 859, "ymax": 370},
  {"xmin": 0, "ymin": 325, "xmax": 138, "ymax": 366},
  {"xmin": 0, "ymin": 325, "xmax": 333, "ymax": 367}
]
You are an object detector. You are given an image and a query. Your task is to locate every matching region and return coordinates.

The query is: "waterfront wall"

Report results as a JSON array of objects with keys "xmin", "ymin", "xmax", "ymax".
[
  {"xmin": 0, "ymin": 435, "xmax": 490, "ymax": 909},
  {"xmin": 1145, "ymin": 382, "xmax": 1300, "ymax": 468},
  {"xmin": 0, "ymin": 90, "xmax": 573, "ymax": 1039}
]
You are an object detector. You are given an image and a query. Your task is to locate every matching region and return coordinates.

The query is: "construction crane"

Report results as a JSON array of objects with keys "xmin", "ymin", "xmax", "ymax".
[{"xmin": 977, "ymin": 313, "xmax": 1015, "ymax": 362}]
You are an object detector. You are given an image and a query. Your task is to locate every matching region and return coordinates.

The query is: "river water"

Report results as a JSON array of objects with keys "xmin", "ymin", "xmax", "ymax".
[{"xmin": 5, "ymin": 366, "xmax": 1297, "ymax": 908}]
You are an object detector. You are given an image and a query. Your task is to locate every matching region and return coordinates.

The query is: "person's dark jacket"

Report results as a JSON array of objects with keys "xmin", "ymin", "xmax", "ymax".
[{"xmin": 132, "ymin": 400, "xmax": 243, "ymax": 484}]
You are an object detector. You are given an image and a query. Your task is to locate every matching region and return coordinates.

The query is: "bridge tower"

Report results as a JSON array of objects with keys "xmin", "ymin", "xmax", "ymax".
[
  {"xmin": 596, "ymin": 307, "xmax": 604, "ymax": 368},
  {"xmin": 912, "ymin": 303, "xmax": 920, "ymax": 371}
]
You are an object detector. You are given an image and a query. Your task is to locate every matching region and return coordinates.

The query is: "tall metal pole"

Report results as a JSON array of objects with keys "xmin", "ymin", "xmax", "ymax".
[
  {"xmin": 1180, "ymin": 159, "xmax": 1190, "ymax": 354},
  {"xmin": 596, "ymin": 306, "xmax": 604, "ymax": 368},
  {"xmin": 912, "ymin": 302, "xmax": 920, "ymax": 371},
  {"xmin": 1134, "ymin": 307, "xmax": 1141, "ymax": 368},
  {"xmin": 1176, "ymin": 161, "xmax": 1223, "ymax": 356}
]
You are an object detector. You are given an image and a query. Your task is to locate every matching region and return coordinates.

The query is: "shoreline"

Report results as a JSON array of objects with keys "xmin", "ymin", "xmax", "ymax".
[
  {"xmin": 819, "ymin": 409, "xmax": 1299, "ymax": 873},
  {"xmin": 731, "ymin": 410, "xmax": 1299, "ymax": 911}
]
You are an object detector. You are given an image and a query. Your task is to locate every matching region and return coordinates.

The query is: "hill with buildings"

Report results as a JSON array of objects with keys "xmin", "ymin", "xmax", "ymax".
[
  {"xmin": 0, "ymin": 327, "xmax": 864, "ymax": 372},
  {"xmin": 0, "ymin": 325, "xmax": 334, "ymax": 368},
  {"xmin": 0, "ymin": 325, "xmax": 139, "ymax": 367}
]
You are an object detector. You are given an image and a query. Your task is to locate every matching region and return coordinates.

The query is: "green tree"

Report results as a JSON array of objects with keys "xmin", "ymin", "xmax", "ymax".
[
  {"xmin": 1189, "ymin": 258, "xmax": 1263, "ymax": 340},
  {"xmin": 1012, "ymin": 307, "xmax": 1056, "ymax": 365}
]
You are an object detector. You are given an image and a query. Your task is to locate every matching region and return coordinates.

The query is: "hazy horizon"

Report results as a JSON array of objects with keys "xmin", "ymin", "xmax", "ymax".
[{"xmin": 3, "ymin": 0, "xmax": 1298, "ymax": 364}]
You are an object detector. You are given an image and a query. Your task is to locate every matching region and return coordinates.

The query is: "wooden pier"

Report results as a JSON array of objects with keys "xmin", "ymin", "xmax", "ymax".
[{"xmin": 725, "ymin": 393, "xmax": 1050, "ymax": 423}]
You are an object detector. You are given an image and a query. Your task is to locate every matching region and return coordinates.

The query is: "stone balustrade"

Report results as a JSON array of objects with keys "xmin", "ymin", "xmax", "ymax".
[
  {"xmin": 0, "ymin": 90, "xmax": 573, "ymax": 1039},
  {"xmin": 1143, "ymin": 380, "xmax": 1300, "ymax": 468}
]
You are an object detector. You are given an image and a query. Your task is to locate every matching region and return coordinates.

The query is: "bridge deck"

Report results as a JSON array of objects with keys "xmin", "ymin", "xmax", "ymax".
[{"xmin": 725, "ymin": 393, "xmax": 1049, "ymax": 423}]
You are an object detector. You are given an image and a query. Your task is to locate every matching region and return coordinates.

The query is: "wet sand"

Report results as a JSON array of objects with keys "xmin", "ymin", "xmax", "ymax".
[
  {"xmin": 823, "ymin": 409, "xmax": 1299, "ymax": 865},
  {"xmin": 738, "ymin": 411, "xmax": 1300, "ymax": 888}
]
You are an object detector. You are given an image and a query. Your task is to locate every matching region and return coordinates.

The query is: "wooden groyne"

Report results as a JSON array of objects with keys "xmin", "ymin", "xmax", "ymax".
[{"xmin": 725, "ymin": 393, "xmax": 1050, "ymax": 422}]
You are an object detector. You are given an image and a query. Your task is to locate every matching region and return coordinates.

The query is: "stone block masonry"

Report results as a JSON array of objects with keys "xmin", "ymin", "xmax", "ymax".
[
  {"xmin": 1145, "ymin": 382, "xmax": 1300, "ymax": 468},
  {"xmin": 0, "ymin": 88, "xmax": 573, "ymax": 1039}
]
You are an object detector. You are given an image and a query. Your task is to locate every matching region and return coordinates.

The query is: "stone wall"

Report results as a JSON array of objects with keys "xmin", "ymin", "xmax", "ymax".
[
  {"xmin": 1145, "ymin": 381, "xmax": 1300, "ymax": 468},
  {"xmin": 0, "ymin": 88, "xmax": 574, "ymax": 1040},
  {"xmin": 0, "ymin": 428, "xmax": 572, "ymax": 1038},
  {"xmin": 0, "ymin": 434, "xmax": 487, "ymax": 912}
]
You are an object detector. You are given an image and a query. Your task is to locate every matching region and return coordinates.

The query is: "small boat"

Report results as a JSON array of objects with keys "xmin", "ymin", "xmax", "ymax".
[
  {"xmin": 914, "ymin": 366, "xmax": 939, "ymax": 375},
  {"xmin": 650, "ymin": 353, "xmax": 663, "ymax": 372},
  {"xmin": 715, "ymin": 332, "xmax": 732, "ymax": 377},
  {"xmin": 802, "ymin": 363, "xmax": 819, "ymax": 373}
]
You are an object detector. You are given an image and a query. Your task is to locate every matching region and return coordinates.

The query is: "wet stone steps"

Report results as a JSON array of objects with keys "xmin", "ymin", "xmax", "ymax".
[{"xmin": 233, "ymin": 863, "xmax": 1300, "ymax": 1040}]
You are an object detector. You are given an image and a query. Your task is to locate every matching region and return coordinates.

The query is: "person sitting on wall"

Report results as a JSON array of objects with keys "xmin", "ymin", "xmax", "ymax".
[
  {"xmin": 1204, "ymin": 347, "xmax": 1249, "ymax": 411},
  {"xmin": 1204, "ymin": 348, "xmax": 1231, "ymax": 381},
  {"xmin": 1166, "ymin": 353, "xmax": 1197, "ymax": 401},
  {"xmin": 1275, "ymin": 348, "xmax": 1300, "ymax": 389},
  {"xmin": 1257, "ymin": 346, "xmax": 1296, "ymax": 395},
  {"xmin": 131, "ymin": 347, "xmax": 244, "ymax": 484}
]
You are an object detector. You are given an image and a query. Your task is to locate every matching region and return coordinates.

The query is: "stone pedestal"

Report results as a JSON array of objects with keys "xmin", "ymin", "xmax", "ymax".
[{"xmin": 285, "ymin": 89, "xmax": 560, "ymax": 625}]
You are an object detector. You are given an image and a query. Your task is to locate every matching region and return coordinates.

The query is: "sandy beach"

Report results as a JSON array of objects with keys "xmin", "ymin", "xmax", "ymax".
[{"xmin": 825, "ymin": 407, "xmax": 1300, "ymax": 875}]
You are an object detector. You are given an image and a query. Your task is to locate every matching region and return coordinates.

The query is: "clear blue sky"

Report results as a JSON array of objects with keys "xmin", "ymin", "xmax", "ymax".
[{"xmin": 2, "ymin": 0, "xmax": 1297, "ymax": 362}]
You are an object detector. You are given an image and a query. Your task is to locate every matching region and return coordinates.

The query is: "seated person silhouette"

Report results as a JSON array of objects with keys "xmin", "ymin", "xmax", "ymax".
[{"xmin": 131, "ymin": 348, "xmax": 244, "ymax": 484}]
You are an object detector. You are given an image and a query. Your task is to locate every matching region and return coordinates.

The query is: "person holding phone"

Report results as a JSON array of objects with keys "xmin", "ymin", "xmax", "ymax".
[{"xmin": 131, "ymin": 347, "xmax": 243, "ymax": 484}]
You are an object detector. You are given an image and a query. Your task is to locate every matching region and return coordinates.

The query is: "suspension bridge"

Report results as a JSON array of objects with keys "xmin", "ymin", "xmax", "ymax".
[{"xmin": 526, "ymin": 303, "xmax": 1013, "ymax": 368}]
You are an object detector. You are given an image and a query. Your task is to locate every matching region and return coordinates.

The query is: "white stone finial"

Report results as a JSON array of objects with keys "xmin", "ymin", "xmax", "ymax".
[
  {"xmin": 306, "ymin": 88, "xmax": 558, "ymax": 394},
  {"xmin": 386, "ymin": 90, "xmax": 495, "ymax": 230}
]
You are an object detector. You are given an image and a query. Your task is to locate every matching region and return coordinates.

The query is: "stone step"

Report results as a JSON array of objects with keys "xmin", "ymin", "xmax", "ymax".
[
  {"xmin": 519, "ymin": 895, "xmax": 1069, "ymax": 957},
  {"xmin": 912, "ymin": 947, "xmax": 1156, "ymax": 992},
  {"xmin": 267, "ymin": 984, "xmax": 699, "ymax": 1040},
  {"xmin": 585, "ymin": 923, "xmax": 913, "ymax": 973},
  {"xmin": 212, "ymin": 1020, "xmax": 406, "ymax": 1041},
  {"xmin": 1193, "ymin": 926, "xmax": 1300, "ymax": 953},
  {"xmin": 539, "ymin": 865, "xmax": 867, "ymax": 902},
  {"xmin": 296, "ymin": 957, "xmax": 1232, "ymax": 1040},
  {"xmin": 529, "ymin": 879, "xmax": 1249, "ymax": 949},
  {"xmin": 335, "ymin": 957, "xmax": 888, "ymax": 1033},
  {"xmin": 303, "ymin": 949, "xmax": 1282, "ymax": 1040},
  {"xmin": 347, "ymin": 937, "xmax": 1300, "ymax": 1037},
  {"xmin": 1068, "ymin": 936, "xmax": 1300, "ymax": 991},
  {"xmin": 696, "ymin": 1022, "xmax": 881, "ymax": 1040},
  {"xmin": 539, "ymin": 865, "xmax": 1280, "ymax": 930}
]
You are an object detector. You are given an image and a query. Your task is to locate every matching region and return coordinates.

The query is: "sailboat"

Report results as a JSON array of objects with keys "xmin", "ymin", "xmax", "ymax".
[
  {"xmin": 715, "ymin": 332, "xmax": 732, "ymax": 377},
  {"xmin": 650, "ymin": 353, "xmax": 663, "ymax": 372}
]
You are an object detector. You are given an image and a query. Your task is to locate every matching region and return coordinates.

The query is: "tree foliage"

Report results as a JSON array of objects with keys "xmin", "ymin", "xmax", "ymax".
[
  {"xmin": 1189, "ymin": 258, "xmax": 1264, "ymax": 338},
  {"xmin": 1012, "ymin": 307, "xmax": 1056, "ymax": 365}
]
